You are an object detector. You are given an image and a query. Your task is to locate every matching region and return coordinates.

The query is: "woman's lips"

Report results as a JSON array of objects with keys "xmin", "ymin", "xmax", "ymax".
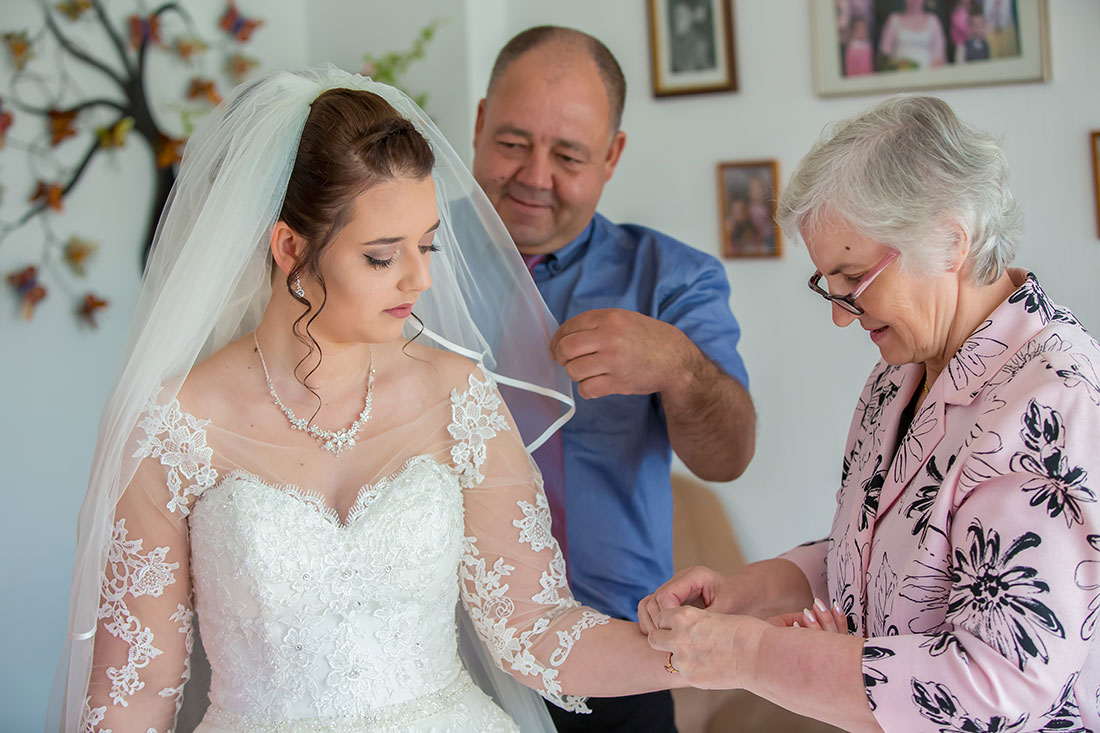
[
  {"xmin": 384, "ymin": 304, "xmax": 413, "ymax": 318},
  {"xmin": 869, "ymin": 325, "xmax": 889, "ymax": 343}
]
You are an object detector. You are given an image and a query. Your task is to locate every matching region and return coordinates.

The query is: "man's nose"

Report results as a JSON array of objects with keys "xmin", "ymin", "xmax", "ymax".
[{"xmin": 513, "ymin": 148, "xmax": 553, "ymax": 191}]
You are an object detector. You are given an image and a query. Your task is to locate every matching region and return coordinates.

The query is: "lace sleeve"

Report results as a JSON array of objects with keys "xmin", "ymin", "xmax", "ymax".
[
  {"xmin": 83, "ymin": 401, "xmax": 216, "ymax": 732},
  {"xmin": 451, "ymin": 368, "xmax": 609, "ymax": 714}
]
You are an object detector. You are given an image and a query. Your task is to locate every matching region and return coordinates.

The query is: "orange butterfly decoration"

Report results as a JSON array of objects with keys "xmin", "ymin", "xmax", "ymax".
[
  {"xmin": 79, "ymin": 293, "xmax": 109, "ymax": 328},
  {"xmin": 128, "ymin": 14, "xmax": 163, "ymax": 49},
  {"xmin": 155, "ymin": 134, "xmax": 184, "ymax": 169},
  {"xmin": 96, "ymin": 117, "xmax": 134, "ymax": 149},
  {"xmin": 226, "ymin": 53, "xmax": 259, "ymax": 84},
  {"xmin": 2, "ymin": 32, "xmax": 34, "ymax": 72},
  {"xmin": 174, "ymin": 36, "xmax": 207, "ymax": 62},
  {"xmin": 30, "ymin": 181, "xmax": 64, "ymax": 212},
  {"xmin": 187, "ymin": 77, "xmax": 222, "ymax": 105},
  {"xmin": 7, "ymin": 266, "xmax": 48, "ymax": 321},
  {"xmin": 55, "ymin": 0, "xmax": 92, "ymax": 20},
  {"xmin": 0, "ymin": 100, "xmax": 13, "ymax": 151},
  {"xmin": 47, "ymin": 108, "xmax": 80, "ymax": 147},
  {"xmin": 64, "ymin": 237, "xmax": 98, "ymax": 276},
  {"xmin": 219, "ymin": 2, "xmax": 262, "ymax": 42}
]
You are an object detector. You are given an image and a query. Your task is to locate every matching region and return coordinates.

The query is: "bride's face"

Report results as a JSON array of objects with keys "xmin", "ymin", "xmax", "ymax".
[{"xmin": 305, "ymin": 174, "xmax": 439, "ymax": 345}]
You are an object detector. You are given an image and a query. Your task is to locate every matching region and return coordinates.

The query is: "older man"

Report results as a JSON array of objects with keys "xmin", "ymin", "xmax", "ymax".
[{"xmin": 472, "ymin": 26, "xmax": 756, "ymax": 731}]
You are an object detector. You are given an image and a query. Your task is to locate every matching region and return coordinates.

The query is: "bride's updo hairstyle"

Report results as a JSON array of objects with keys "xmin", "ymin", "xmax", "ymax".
[{"xmin": 277, "ymin": 88, "xmax": 435, "ymax": 368}]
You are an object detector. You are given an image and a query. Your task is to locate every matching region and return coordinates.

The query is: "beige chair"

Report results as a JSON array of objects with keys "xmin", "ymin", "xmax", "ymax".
[{"xmin": 670, "ymin": 473, "xmax": 845, "ymax": 733}]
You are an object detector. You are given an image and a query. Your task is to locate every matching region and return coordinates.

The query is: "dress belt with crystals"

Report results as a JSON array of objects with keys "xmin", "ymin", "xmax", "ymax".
[{"xmin": 201, "ymin": 673, "xmax": 474, "ymax": 731}]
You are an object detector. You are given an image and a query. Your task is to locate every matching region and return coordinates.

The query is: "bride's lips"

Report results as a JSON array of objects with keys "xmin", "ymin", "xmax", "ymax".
[
  {"xmin": 384, "ymin": 303, "xmax": 414, "ymax": 318},
  {"xmin": 869, "ymin": 325, "xmax": 889, "ymax": 343}
]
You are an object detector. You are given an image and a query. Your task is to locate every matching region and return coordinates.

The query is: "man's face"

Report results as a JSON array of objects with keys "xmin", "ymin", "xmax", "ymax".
[{"xmin": 472, "ymin": 46, "xmax": 626, "ymax": 255}]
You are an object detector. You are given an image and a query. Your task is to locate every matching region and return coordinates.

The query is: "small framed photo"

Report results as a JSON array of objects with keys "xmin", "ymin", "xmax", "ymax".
[
  {"xmin": 717, "ymin": 160, "xmax": 782, "ymax": 259},
  {"xmin": 1092, "ymin": 131, "xmax": 1100, "ymax": 239},
  {"xmin": 647, "ymin": 0, "xmax": 737, "ymax": 97},
  {"xmin": 809, "ymin": 0, "xmax": 1051, "ymax": 98}
]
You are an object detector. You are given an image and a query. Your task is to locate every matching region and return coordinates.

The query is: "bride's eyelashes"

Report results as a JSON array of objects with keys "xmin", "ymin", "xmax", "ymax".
[{"xmin": 364, "ymin": 243, "xmax": 440, "ymax": 270}]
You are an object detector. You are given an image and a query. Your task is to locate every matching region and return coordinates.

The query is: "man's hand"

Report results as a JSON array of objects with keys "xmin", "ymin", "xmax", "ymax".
[{"xmin": 549, "ymin": 308, "xmax": 694, "ymax": 400}]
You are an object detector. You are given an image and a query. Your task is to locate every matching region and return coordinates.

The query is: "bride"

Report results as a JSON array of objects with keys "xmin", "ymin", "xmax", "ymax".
[{"xmin": 49, "ymin": 66, "xmax": 683, "ymax": 732}]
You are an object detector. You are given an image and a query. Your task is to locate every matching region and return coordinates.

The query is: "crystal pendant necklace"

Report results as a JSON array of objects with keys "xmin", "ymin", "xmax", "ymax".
[{"xmin": 253, "ymin": 333, "xmax": 374, "ymax": 456}]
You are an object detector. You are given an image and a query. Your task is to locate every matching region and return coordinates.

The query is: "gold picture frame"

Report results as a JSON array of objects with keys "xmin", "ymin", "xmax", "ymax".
[{"xmin": 717, "ymin": 160, "xmax": 782, "ymax": 259}]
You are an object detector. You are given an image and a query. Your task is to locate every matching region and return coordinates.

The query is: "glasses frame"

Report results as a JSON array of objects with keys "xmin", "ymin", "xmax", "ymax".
[{"xmin": 808, "ymin": 249, "xmax": 899, "ymax": 315}]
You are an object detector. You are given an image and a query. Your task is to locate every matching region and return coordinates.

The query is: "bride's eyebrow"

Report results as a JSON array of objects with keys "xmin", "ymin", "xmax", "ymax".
[{"xmin": 363, "ymin": 220, "xmax": 440, "ymax": 246}]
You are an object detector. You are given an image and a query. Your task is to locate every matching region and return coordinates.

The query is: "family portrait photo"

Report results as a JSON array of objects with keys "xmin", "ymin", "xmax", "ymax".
[{"xmin": 811, "ymin": 0, "xmax": 1050, "ymax": 95}]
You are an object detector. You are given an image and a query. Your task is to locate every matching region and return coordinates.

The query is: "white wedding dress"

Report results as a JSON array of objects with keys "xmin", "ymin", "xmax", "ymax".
[{"xmin": 81, "ymin": 365, "xmax": 607, "ymax": 732}]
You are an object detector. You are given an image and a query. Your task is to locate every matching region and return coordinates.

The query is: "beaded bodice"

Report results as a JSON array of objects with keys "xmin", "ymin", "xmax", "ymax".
[{"xmin": 189, "ymin": 457, "xmax": 466, "ymax": 717}]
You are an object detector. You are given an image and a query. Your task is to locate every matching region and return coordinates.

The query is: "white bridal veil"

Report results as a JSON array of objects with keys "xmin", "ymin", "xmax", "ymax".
[{"xmin": 48, "ymin": 64, "xmax": 573, "ymax": 732}]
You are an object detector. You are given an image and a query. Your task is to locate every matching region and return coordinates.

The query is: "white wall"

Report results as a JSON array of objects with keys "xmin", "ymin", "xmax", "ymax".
[
  {"xmin": 0, "ymin": 1, "xmax": 309, "ymax": 727},
  {"xmin": 4, "ymin": 0, "xmax": 1099, "ymax": 728}
]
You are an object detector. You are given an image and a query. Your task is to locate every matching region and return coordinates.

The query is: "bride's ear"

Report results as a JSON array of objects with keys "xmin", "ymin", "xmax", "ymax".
[{"xmin": 270, "ymin": 221, "xmax": 305, "ymax": 276}]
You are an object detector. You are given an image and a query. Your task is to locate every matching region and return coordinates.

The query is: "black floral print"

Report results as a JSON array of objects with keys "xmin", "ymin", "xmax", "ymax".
[
  {"xmin": 948, "ymin": 520, "xmax": 1065, "ymax": 671},
  {"xmin": 862, "ymin": 645, "xmax": 895, "ymax": 712},
  {"xmin": 912, "ymin": 678, "xmax": 1028, "ymax": 732},
  {"xmin": 1009, "ymin": 276, "xmax": 1080, "ymax": 327},
  {"xmin": 894, "ymin": 401, "xmax": 939, "ymax": 484},
  {"xmin": 948, "ymin": 320, "xmax": 1008, "ymax": 392},
  {"xmin": 1074, "ymin": 535, "xmax": 1100, "ymax": 642},
  {"xmin": 1009, "ymin": 400, "xmax": 1096, "ymax": 528},
  {"xmin": 1052, "ymin": 351, "xmax": 1100, "ymax": 407},
  {"xmin": 906, "ymin": 454, "xmax": 957, "ymax": 545},
  {"xmin": 859, "ymin": 455, "xmax": 887, "ymax": 531}
]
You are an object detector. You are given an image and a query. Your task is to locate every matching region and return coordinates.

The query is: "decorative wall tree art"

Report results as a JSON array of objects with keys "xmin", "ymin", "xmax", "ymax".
[{"xmin": 0, "ymin": 0, "xmax": 264, "ymax": 327}]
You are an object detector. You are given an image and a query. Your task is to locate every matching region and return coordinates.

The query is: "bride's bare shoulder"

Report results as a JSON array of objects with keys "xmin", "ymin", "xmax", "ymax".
[
  {"xmin": 175, "ymin": 335, "xmax": 263, "ymax": 421},
  {"xmin": 395, "ymin": 339, "xmax": 486, "ymax": 391}
]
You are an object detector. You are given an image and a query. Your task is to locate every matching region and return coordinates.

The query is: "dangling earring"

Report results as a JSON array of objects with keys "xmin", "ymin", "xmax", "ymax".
[{"xmin": 294, "ymin": 276, "xmax": 305, "ymax": 298}]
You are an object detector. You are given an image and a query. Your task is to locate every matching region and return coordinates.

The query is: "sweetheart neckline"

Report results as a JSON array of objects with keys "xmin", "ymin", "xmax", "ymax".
[{"xmin": 201, "ymin": 454, "xmax": 456, "ymax": 528}]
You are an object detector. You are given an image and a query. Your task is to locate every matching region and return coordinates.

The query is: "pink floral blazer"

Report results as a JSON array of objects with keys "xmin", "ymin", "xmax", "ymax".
[{"xmin": 784, "ymin": 271, "xmax": 1100, "ymax": 731}]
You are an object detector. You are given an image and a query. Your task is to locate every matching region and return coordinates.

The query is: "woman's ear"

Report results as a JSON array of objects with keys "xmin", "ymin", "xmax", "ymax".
[
  {"xmin": 270, "ymin": 221, "xmax": 304, "ymax": 276},
  {"xmin": 946, "ymin": 221, "xmax": 971, "ymax": 274}
]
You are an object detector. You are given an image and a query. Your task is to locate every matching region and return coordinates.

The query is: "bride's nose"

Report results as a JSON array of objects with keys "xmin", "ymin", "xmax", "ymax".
[{"xmin": 401, "ymin": 250, "xmax": 432, "ymax": 294}]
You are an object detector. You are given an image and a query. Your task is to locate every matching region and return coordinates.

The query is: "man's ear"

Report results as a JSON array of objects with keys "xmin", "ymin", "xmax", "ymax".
[
  {"xmin": 473, "ymin": 98, "xmax": 487, "ymax": 150},
  {"xmin": 602, "ymin": 129, "xmax": 626, "ymax": 183},
  {"xmin": 270, "ymin": 221, "xmax": 304, "ymax": 276}
]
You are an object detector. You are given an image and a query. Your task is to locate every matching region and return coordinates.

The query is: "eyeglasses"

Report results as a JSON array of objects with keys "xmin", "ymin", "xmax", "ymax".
[{"xmin": 807, "ymin": 249, "xmax": 898, "ymax": 316}]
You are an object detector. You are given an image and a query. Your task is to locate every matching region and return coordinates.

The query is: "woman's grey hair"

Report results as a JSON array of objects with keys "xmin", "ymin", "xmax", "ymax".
[{"xmin": 776, "ymin": 95, "xmax": 1022, "ymax": 285}]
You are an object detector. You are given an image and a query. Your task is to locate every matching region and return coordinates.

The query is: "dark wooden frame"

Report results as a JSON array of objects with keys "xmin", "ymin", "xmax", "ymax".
[{"xmin": 648, "ymin": 0, "xmax": 737, "ymax": 97}]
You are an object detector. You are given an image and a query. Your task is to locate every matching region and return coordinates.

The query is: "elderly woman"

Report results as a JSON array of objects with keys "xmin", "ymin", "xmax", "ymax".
[{"xmin": 639, "ymin": 95, "xmax": 1100, "ymax": 731}]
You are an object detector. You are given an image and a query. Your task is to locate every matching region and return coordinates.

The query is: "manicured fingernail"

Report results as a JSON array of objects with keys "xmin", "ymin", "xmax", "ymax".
[
  {"xmin": 814, "ymin": 598, "xmax": 828, "ymax": 613},
  {"xmin": 792, "ymin": 620, "xmax": 800, "ymax": 628},
  {"xmin": 832, "ymin": 600, "xmax": 843, "ymax": 615},
  {"xmin": 803, "ymin": 608, "xmax": 815, "ymax": 625}
]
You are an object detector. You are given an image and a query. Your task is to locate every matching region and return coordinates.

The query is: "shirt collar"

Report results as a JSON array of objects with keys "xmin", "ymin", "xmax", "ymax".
[{"xmin": 543, "ymin": 217, "xmax": 598, "ymax": 274}]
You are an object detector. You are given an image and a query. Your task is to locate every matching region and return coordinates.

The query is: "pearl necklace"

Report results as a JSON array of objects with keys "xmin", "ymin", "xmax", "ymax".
[{"xmin": 253, "ymin": 333, "xmax": 374, "ymax": 456}]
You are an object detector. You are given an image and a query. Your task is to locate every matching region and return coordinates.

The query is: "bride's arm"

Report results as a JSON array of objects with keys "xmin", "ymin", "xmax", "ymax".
[
  {"xmin": 452, "ymin": 368, "xmax": 684, "ymax": 712},
  {"xmin": 83, "ymin": 411, "xmax": 200, "ymax": 730}
]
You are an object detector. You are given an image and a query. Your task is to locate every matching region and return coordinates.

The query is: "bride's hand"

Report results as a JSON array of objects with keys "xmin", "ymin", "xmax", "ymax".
[{"xmin": 765, "ymin": 598, "xmax": 847, "ymax": 633}]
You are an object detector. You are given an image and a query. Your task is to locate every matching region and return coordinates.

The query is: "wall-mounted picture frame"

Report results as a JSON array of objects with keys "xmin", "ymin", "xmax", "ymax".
[
  {"xmin": 809, "ymin": 0, "xmax": 1051, "ymax": 98},
  {"xmin": 647, "ymin": 0, "xmax": 737, "ymax": 97},
  {"xmin": 1092, "ymin": 131, "xmax": 1100, "ymax": 239},
  {"xmin": 717, "ymin": 160, "xmax": 781, "ymax": 259}
]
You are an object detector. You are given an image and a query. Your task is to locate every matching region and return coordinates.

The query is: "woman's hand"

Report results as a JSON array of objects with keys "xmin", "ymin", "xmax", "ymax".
[
  {"xmin": 645, "ymin": 605, "xmax": 767, "ymax": 690},
  {"xmin": 767, "ymin": 597, "xmax": 848, "ymax": 633},
  {"xmin": 638, "ymin": 565, "xmax": 739, "ymax": 635}
]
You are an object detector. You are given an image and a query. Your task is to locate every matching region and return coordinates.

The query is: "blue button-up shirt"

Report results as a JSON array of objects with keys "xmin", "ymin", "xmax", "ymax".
[{"xmin": 530, "ymin": 213, "xmax": 749, "ymax": 620}]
